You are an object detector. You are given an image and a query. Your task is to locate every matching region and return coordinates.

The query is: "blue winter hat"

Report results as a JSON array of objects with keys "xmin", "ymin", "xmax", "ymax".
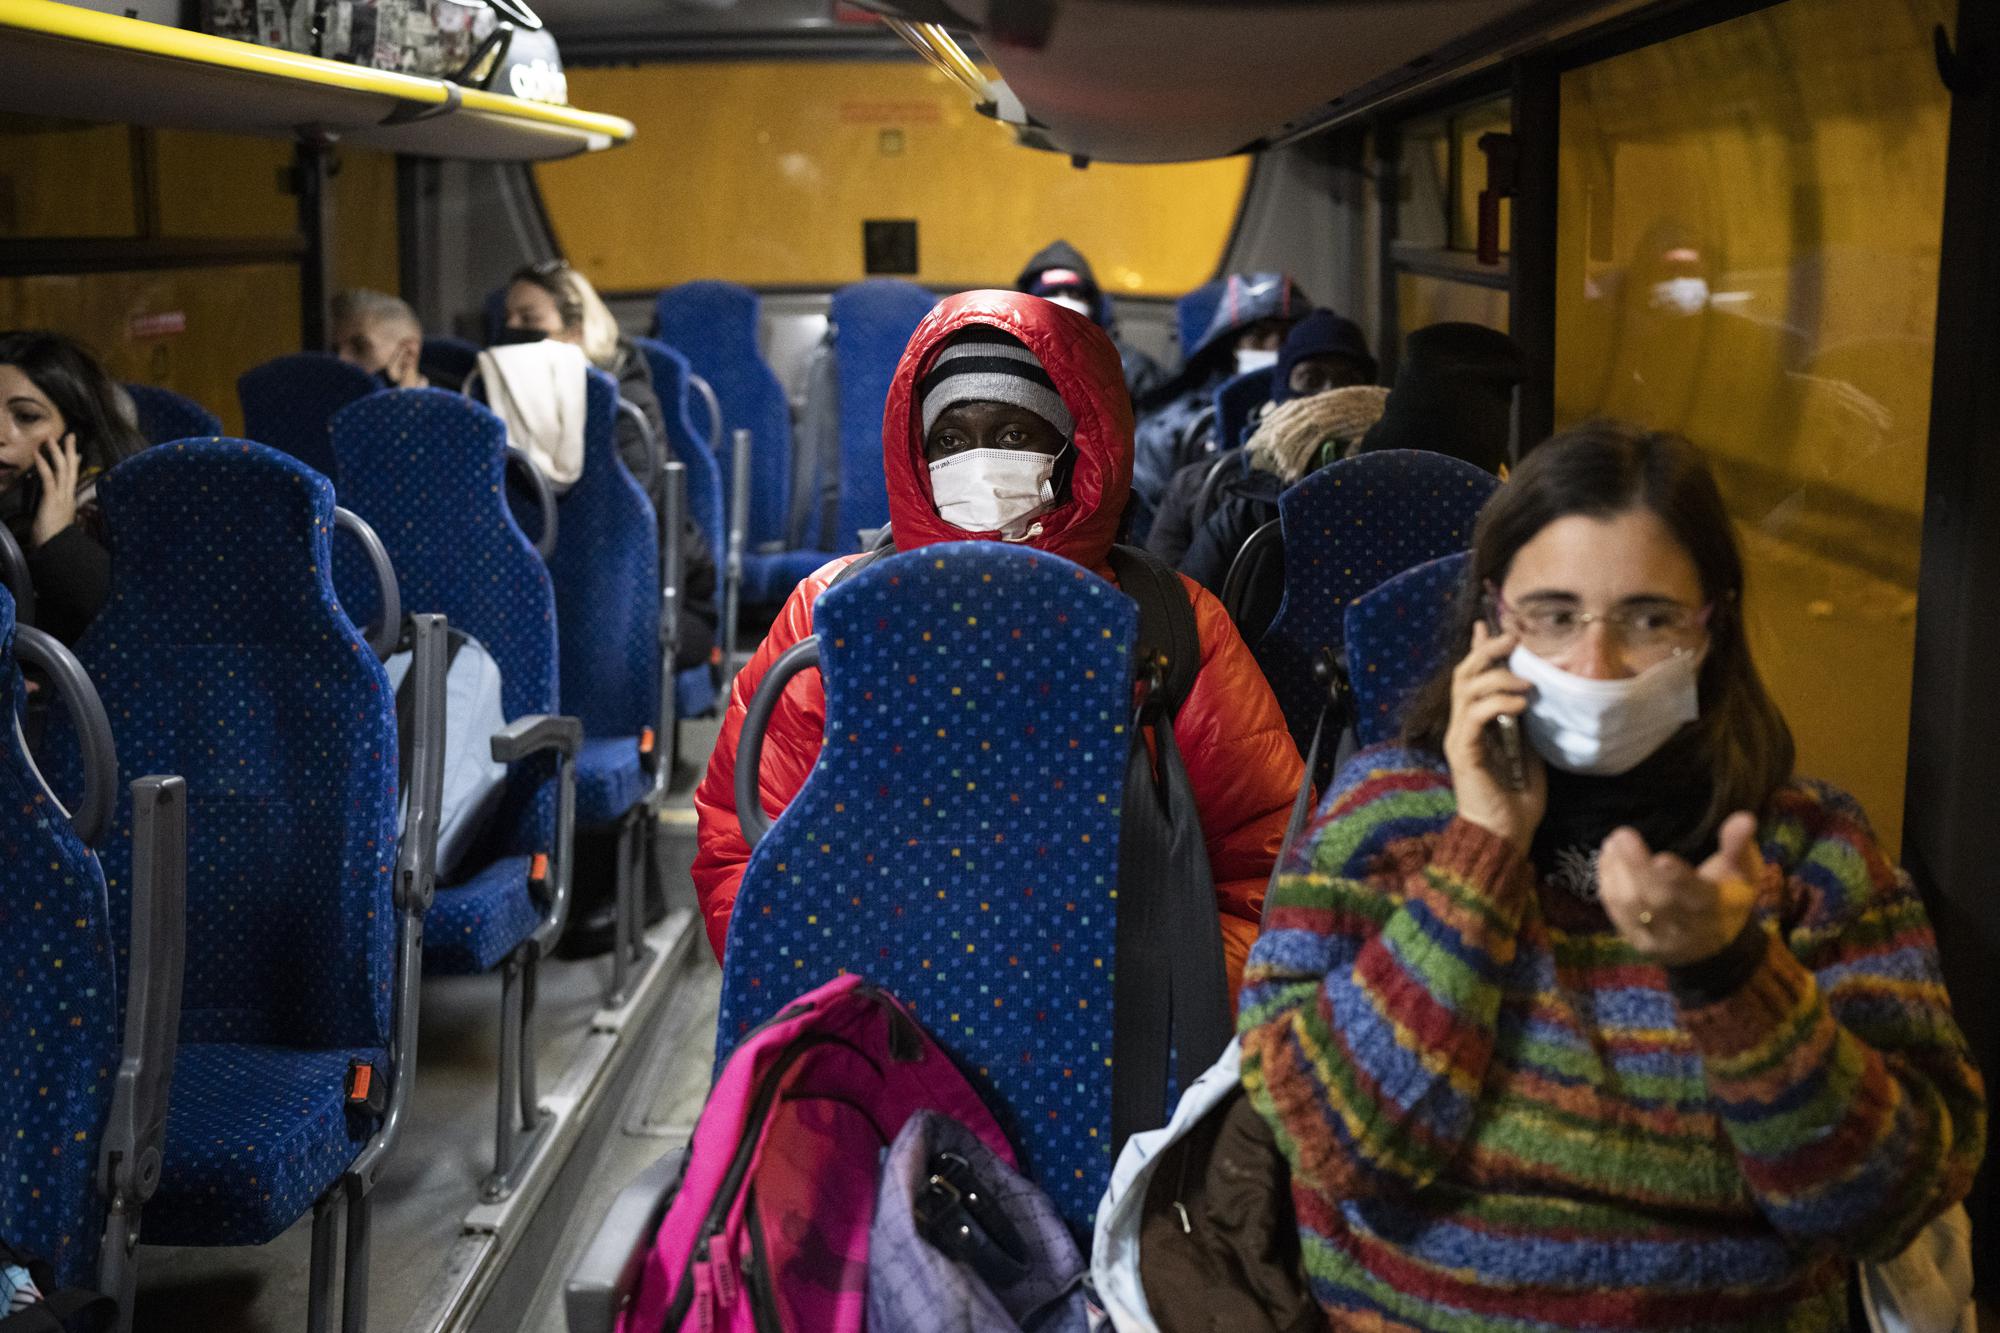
[{"xmin": 1272, "ymin": 309, "xmax": 1377, "ymax": 404}]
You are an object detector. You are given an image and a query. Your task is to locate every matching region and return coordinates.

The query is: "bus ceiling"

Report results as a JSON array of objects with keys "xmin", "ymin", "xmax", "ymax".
[{"xmin": 851, "ymin": 0, "xmax": 1656, "ymax": 163}]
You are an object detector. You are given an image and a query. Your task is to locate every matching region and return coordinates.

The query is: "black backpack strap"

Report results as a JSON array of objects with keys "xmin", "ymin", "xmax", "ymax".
[
  {"xmin": 1106, "ymin": 544, "xmax": 1231, "ymax": 1151},
  {"xmin": 825, "ymin": 526, "xmax": 898, "ymax": 591},
  {"xmin": 1106, "ymin": 545, "xmax": 1200, "ymax": 718},
  {"xmin": 1263, "ymin": 647, "xmax": 1353, "ymax": 924}
]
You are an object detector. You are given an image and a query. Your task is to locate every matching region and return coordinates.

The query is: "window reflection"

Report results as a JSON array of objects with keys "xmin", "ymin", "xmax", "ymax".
[{"xmin": 1555, "ymin": 0, "xmax": 1955, "ymax": 852}]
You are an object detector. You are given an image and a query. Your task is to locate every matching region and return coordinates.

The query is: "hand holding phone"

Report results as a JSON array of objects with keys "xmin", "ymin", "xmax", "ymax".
[{"xmin": 1445, "ymin": 619, "xmax": 1545, "ymax": 853}]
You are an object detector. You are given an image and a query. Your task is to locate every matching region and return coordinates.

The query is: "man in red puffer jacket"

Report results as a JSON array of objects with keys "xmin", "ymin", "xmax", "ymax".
[{"xmin": 692, "ymin": 290, "xmax": 1304, "ymax": 998}]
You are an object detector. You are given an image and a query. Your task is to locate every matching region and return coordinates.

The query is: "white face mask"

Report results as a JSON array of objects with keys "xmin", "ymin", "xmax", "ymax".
[
  {"xmin": 1649, "ymin": 276, "xmax": 1710, "ymax": 315},
  {"xmin": 928, "ymin": 446, "xmax": 1064, "ymax": 541},
  {"xmin": 1508, "ymin": 645, "xmax": 1701, "ymax": 776},
  {"xmin": 1235, "ymin": 347, "xmax": 1279, "ymax": 376},
  {"xmin": 1045, "ymin": 293, "xmax": 1093, "ymax": 319}
]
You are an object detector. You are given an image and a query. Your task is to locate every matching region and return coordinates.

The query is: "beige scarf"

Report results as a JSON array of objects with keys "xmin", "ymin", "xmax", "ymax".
[{"xmin": 1245, "ymin": 385, "xmax": 1390, "ymax": 483}]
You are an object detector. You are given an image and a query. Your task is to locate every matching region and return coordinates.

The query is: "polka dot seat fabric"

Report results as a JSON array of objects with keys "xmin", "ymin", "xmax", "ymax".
[
  {"xmin": 827, "ymin": 279, "xmax": 936, "ymax": 546},
  {"xmin": 548, "ymin": 368, "xmax": 657, "ymax": 829},
  {"xmin": 714, "ymin": 542, "xmax": 1132, "ymax": 1233},
  {"xmin": 1344, "ymin": 550, "xmax": 1471, "ymax": 747},
  {"xmin": 330, "ymin": 389, "xmax": 559, "ymax": 976},
  {"xmin": 51, "ymin": 440, "xmax": 398, "ymax": 1247},
  {"xmin": 123, "ymin": 382, "xmax": 223, "ymax": 447},
  {"xmin": 1256, "ymin": 449, "xmax": 1498, "ymax": 759},
  {"xmin": 0, "ymin": 586, "xmax": 120, "ymax": 1287},
  {"xmin": 655, "ymin": 281, "xmax": 837, "ymax": 604},
  {"xmin": 237, "ymin": 353, "xmax": 379, "ymax": 483}
]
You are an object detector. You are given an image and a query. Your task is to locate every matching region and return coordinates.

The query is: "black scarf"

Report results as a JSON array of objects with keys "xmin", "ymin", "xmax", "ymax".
[{"xmin": 1530, "ymin": 726, "xmax": 1715, "ymax": 900}]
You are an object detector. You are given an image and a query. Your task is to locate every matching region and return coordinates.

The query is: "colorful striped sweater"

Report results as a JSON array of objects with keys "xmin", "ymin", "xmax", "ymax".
[{"xmin": 1237, "ymin": 747, "xmax": 1987, "ymax": 1333}]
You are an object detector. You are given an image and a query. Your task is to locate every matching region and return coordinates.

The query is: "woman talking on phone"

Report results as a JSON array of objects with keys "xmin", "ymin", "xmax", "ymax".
[
  {"xmin": 0, "ymin": 331, "xmax": 146, "ymax": 643},
  {"xmin": 1238, "ymin": 421, "xmax": 1985, "ymax": 1331}
]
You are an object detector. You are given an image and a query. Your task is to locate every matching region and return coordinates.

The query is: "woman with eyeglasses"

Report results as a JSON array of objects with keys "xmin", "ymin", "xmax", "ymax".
[{"xmin": 1238, "ymin": 421, "xmax": 1984, "ymax": 1331}]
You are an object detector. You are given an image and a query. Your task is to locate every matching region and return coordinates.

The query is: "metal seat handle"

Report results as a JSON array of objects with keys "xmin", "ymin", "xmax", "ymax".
[
  {"xmin": 505, "ymin": 445, "xmax": 560, "ymax": 558},
  {"xmin": 14, "ymin": 622, "xmax": 118, "ymax": 846},
  {"xmin": 735, "ymin": 635, "xmax": 820, "ymax": 849},
  {"xmin": 689, "ymin": 373, "xmax": 724, "ymax": 455},
  {"xmin": 332, "ymin": 507, "xmax": 402, "ymax": 660}
]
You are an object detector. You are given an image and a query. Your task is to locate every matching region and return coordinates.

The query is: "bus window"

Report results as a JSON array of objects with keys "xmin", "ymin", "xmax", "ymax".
[
  {"xmin": 533, "ymin": 61, "xmax": 1249, "ymax": 295},
  {"xmin": 1554, "ymin": 0, "xmax": 1956, "ymax": 854}
]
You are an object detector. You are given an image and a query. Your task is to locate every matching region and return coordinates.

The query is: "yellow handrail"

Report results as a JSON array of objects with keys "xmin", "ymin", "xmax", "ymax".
[{"xmin": 880, "ymin": 16, "xmax": 990, "ymax": 103}]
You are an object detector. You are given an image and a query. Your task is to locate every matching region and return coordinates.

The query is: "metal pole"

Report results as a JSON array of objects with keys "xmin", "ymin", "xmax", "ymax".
[
  {"xmin": 296, "ymin": 137, "xmax": 335, "ymax": 352},
  {"xmin": 724, "ymin": 428, "xmax": 752, "ymax": 680}
]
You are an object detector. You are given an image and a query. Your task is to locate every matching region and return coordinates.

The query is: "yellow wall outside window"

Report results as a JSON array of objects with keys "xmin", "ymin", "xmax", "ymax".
[
  {"xmin": 535, "ymin": 61, "xmax": 1250, "ymax": 296},
  {"xmin": 1554, "ymin": 0, "xmax": 1955, "ymax": 853}
]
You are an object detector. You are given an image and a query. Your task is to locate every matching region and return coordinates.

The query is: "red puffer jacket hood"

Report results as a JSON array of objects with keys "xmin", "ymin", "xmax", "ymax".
[{"xmin": 881, "ymin": 289, "xmax": 1131, "ymax": 573}]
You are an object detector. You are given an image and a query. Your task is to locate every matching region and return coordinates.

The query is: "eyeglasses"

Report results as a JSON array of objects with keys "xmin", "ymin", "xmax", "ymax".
[{"xmin": 1488, "ymin": 584, "xmax": 1712, "ymax": 656}]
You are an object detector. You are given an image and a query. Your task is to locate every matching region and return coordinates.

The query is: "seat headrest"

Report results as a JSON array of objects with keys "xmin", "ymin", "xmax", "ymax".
[
  {"xmin": 96, "ymin": 439, "xmax": 347, "ymax": 642},
  {"xmin": 332, "ymin": 387, "xmax": 509, "ymax": 513}
]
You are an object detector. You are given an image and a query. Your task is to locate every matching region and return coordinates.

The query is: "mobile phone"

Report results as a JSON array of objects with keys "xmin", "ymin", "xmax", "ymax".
[
  {"xmin": 1486, "ymin": 714, "xmax": 1527, "ymax": 791},
  {"xmin": 1482, "ymin": 601, "xmax": 1527, "ymax": 791}
]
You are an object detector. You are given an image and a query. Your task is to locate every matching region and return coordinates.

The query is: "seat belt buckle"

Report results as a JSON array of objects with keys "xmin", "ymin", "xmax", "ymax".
[
  {"xmin": 639, "ymin": 727, "xmax": 657, "ymax": 757},
  {"xmin": 529, "ymin": 852, "xmax": 551, "ymax": 895},
  {"xmin": 345, "ymin": 1060, "xmax": 388, "ymax": 1117}
]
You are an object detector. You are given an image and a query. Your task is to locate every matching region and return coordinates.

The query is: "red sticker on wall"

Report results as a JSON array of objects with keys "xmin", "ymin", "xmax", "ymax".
[{"xmin": 129, "ymin": 311, "xmax": 187, "ymax": 339}]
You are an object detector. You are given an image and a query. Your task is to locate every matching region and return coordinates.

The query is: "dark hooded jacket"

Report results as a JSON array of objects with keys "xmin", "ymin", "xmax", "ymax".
[
  {"xmin": 1355, "ymin": 321, "xmax": 1524, "ymax": 473},
  {"xmin": 1016, "ymin": 239, "xmax": 1166, "ymax": 401},
  {"xmin": 692, "ymin": 290, "xmax": 1305, "ymax": 995},
  {"xmin": 1129, "ymin": 273, "xmax": 1310, "ymax": 526}
]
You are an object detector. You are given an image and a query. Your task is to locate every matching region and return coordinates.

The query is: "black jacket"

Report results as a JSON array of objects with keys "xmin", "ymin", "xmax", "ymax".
[
  {"xmin": 1, "ymin": 476, "xmax": 110, "ymax": 647},
  {"xmin": 1180, "ymin": 466, "xmax": 1281, "ymax": 596}
]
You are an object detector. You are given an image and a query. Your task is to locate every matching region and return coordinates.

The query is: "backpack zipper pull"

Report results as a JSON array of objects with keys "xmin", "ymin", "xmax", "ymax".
[
  {"xmin": 693, "ymin": 1257, "xmax": 716, "ymax": 1333},
  {"xmin": 710, "ymin": 1233, "xmax": 740, "ymax": 1308}
]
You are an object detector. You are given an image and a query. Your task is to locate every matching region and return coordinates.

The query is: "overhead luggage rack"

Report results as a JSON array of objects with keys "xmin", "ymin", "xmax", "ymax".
[{"xmin": 0, "ymin": 0, "xmax": 633, "ymax": 160}]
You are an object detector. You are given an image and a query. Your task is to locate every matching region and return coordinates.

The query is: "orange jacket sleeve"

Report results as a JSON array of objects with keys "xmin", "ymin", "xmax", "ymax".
[
  {"xmin": 691, "ymin": 562, "xmax": 850, "ymax": 960},
  {"xmin": 1172, "ymin": 575, "xmax": 1308, "ymax": 995}
]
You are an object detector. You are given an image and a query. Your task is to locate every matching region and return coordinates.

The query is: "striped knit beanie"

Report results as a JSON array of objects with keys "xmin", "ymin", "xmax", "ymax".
[{"xmin": 919, "ymin": 326, "xmax": 1075, "ymax": 441}]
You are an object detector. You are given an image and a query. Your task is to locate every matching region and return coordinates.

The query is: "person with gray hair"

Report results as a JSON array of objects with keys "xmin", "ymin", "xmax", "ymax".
[{"xmin": 331, "ymin": 288, "xmax": 428, "ymax": 390}]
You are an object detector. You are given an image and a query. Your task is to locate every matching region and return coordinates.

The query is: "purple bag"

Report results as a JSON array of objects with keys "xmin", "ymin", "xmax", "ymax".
[{"xmin": 868, "ymin": 1112, "xmax": 1089, "ymax": 1333}]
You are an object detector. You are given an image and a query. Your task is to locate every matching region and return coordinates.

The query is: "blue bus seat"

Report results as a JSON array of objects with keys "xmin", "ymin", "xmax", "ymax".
[
  {"xmin": 123, "ymin": 382, "xmax": 222, "ymax": 446},
  {"xmin": 38, "ymin": 440, "xmax": 442, "ymax": 1329},
  {"xmin": 1213, "ymin": 364, "xmax": 1275, "ymax": 451},
  {"xmin": 1175, "ymin": 279, "xmax": 1226, "ymax": 361},
  {"xmin": 330, "ymin": 390, "xmax": 580, "ymax": 1199},
  {"xmin": 716, "ymin": 543, "xmax": 1129, "ymax": 1233},
  {"xmin": 1256, "ymin": 450, "xmax": 1498, "ymax": 762},
  {"xmin": 823, "ymin": 279, "xmax": 935, "ymax": 548},
  {"xmin": 0, "ymin": 585, "xmax": 186, "ymax": 1314},
  {"xmin": 1345, "ymin": 550, "xmax": 1471, "ymax": 747},
  {"xmin": 237, "ymin": 353, "xmax": 378, "ymax": 482},
  {"xmin": 632, "ymin": 337, "xmax": 725, "ymax": 722},
  {"xmin": 655, "ymin": 281, "xmax": 834, "ymax": 606},
  {"xmin": 420, "ymin": 335, "xmax": 481, "ymax": 391},
  {"xmin": 549, "ymin": 368, "xmax": 664, "ymax": 999}
]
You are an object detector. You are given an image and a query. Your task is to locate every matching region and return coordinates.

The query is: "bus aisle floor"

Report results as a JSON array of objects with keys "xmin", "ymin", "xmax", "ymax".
[{"xmin": 129, "ymin": 716, "xmax": 726, "ymax": 1333}]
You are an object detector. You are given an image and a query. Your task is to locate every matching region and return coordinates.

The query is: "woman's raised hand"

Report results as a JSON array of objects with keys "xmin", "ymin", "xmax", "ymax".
[
  {"xmin": 29, "ymin": 432, "xmax": 81, "ymax": 547},
  {"xmin": 1444, "ymin": 620, "xmax": 1546, "ymax": 855},
  {"xmin": 1598, "ymin": 811, "xmax": 1762, "ymax": 965}
]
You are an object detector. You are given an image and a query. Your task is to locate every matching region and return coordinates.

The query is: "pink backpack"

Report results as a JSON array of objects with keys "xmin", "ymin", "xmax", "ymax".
[{"xmin": 619, "ymin": 974, "xmax": 1014, "ymax": 1333}]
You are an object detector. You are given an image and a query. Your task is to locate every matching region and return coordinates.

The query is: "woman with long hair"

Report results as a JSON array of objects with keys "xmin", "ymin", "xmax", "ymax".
[
  {"xmin": 0, "ymin": 331, "xmax": 146, "ymax": 642},
  {"xmin": 1239, "ymin": 420, "xmax": 1984, "ymax": 1330}
]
